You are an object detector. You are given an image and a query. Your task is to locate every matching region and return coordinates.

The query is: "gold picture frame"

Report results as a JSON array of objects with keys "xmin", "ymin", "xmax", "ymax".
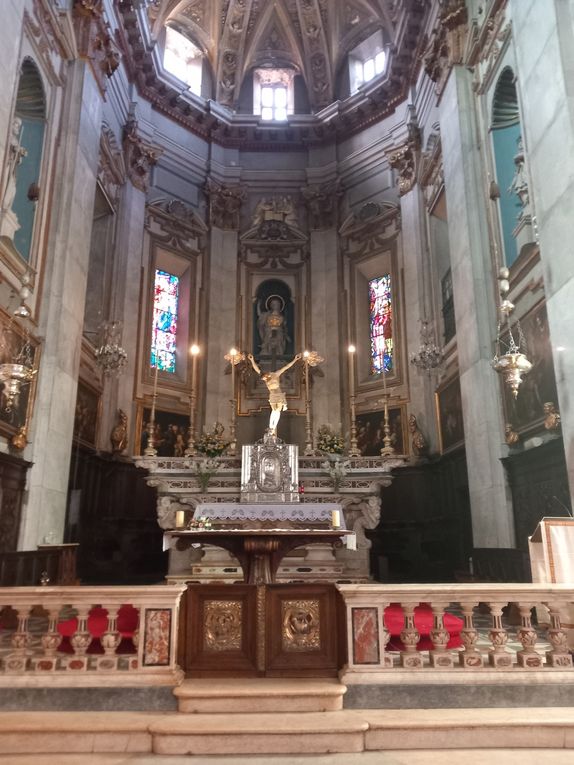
[{"xmin": 435, "ymin": 374, "xmax": 465, "ymax": 454}]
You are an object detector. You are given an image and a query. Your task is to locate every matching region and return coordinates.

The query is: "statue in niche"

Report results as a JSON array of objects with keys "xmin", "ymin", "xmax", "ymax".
[
  {"xmin": 509, "ymin": 136, "xmax": 529, "ymax": 211},
  {"xmin": 257, "ymin": 295, "xmax": 289, "ymax": 357},
  {"xmin": 543, "ymin": 401, "xmax": 561, "ymax": 431},
  {"xmin": 247, "ymin": 352, "xmax": 302, "ymax": 435},
  {"xmin": 408, "ymin": 414, "xmax": 428, "ymax": 457},
  {"xmin": 111, "ymin": 409, "xmax": 128, "ymax": 454},
  {"xmin": 504, "ymin": 423, "xmax": 520, "ymax": 446},
  {"xmin": 1, "ymin": 117, "xmax": 26, "ymax": 216}
]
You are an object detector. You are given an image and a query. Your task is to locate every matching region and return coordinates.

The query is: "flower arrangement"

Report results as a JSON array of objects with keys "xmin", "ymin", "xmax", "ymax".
[
  {"xmin": 194, "ymin": 422, "xmax": 230, "ymax": 457},
  {"xmin": 316, "ymin": 425, "xmax": 345, "ymax": 455},
  {"xmin": 192, "ymin": 457, "xmax": 221, "ymax": 492}
]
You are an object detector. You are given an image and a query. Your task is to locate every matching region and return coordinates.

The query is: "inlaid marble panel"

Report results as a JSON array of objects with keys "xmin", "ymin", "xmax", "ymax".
[
  {"xmin": 143, "ymin": 608, "xmax": 171, "ymax": 666},
  {"xmin": 352, "ymin": 606, "xmax": 380, "ymax": 664}
]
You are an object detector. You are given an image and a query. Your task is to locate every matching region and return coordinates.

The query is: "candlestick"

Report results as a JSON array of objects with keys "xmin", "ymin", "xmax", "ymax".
[
  {"xmin": 229, "ymin": 347, "xmax": 238, "ymax": 456},
  {"xmin": 175, "ymin": 510, "xmax": 185, "ymax": 528},
  {"xmin": 185, "ymin": 344, "xmax": 200, "ymax": 457},
  {"xmin": 144, "ymin": 364, "xmax": 159, "ymax": 456},
  {"xmin": 331, "ymin": 509, "xmax": 341, "ymax": 529},
  {"xmin": 303, "ymin": 350, "xmax": 313, "ymax": 455},
  {"xmin": 348, "ymin": 345, "xmax": 360, "ymax": 457},
  {"xmin": 379, "ymin": 393, "xmax": 395, "ymax": 458}
]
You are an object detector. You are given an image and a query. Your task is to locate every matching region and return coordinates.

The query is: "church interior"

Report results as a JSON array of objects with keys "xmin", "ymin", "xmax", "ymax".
[{"xmin": 0, "ymin": 0, "xmax": 574, "ymax": 758}]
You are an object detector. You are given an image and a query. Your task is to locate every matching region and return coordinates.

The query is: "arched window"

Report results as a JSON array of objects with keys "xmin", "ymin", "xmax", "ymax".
[
  {"xmin": 369, "ymin": 274, "xmax": 393, "ymax": 375},
  {"xmin": 151, "ymin": 269, "xmax": 180, "ymax": 372},
  {"xmin": 163, "ymin": 26, "xmax": 203, "ymax": 96},
  {"xmin": 5, "ymin": 59, "xmax": 46, "ymax": 262},
  {"xmin": 491, "ymin": 67, "xmax": 523, "ymax": 267}
]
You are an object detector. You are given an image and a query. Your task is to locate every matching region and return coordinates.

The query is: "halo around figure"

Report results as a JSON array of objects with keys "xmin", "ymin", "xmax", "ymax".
[{"xmin": 265, "ymin": 294, "xmax": 285, "ymax": 312}]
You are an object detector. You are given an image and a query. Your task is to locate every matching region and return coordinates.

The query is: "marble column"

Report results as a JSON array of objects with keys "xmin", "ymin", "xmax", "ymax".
[
  {"xmin": 20, "ymin": 62, "xmax": 102, "ymax": 548},
  {"xmin": 309, "ymin": 228, "xmax": 342, "ymax": 433},
  {"xmin": 511, "ymin": 0, "xmax": 574, "ymax": 505},
  {"xmin": 113, "ymin": 181, "xmax": 146, "ymax": 452},
  {"xmin": 204, "ymin": 226, "xmax": 239, "ymax": 429},
  {"xmin": 400, "ymin": 186, "xmax": 438, "ymax": 449},
  {"xmin": 439, "ymin": 66, "xmax": 514, "ymax": 548}
]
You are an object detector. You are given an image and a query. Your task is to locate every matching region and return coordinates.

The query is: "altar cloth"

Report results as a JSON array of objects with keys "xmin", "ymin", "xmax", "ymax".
[{"xmin": 193, "ymin": 502, "xmax": 343, "ymax": 523}]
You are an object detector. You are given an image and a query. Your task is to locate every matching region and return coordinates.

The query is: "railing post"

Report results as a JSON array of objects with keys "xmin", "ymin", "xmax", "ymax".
[
  {"xmin": 97, "ymin": 605, "xmax": 121, "ymax": 671},
  {"xmin": 400, "ymin": 603, "xmax": 422, "ymax": 668},
  {"xmin": 31, "ymin": 606, "xmax": 62, "ymax": 672},
  {"xmin": 429, "ymin": 602, "xmax": 454, "ymax": 668},
  {"xmin": 4, "ymin": 605, "xmax": 31, "ymax": 673},
  {"xmin": 516, "ymin": 603, "xmax": 543, "ymax": 668},
  {"xmin": 546, "ymin": 602, "xmax": 573, "ymax": 668},
  {"xmin": 459, "ymin": 601, "xmax": 483, "ymax": 668},
  {"xmin": 65, "ymin": 604, "xmax": 92, "ymax": 671},
  {"xmin": 487, "ymin": 603, "xmax": 512, "ymax": 668}
]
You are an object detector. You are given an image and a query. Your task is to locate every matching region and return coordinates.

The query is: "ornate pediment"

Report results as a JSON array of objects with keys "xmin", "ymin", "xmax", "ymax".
[
  {"xmin": 145, "ymin": 198, "xmax": 207, "ymax": 252},
  {"xmin": 340, "ymin": 201, "xmax": 400, "ymax": 255}
]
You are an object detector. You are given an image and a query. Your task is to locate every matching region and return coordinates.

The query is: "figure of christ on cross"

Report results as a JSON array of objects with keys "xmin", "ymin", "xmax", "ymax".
[{"xmin": 247, "ymin": 352, "xmax": 302, "ymax": 435}]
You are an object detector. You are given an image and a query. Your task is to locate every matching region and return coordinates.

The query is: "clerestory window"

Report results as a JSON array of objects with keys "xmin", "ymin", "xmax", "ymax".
[
  {"xmin": 163, "ymin": 26, "xmax": 203, "ymax": 96},
  {"xmin": 349, "ymin": 30, "xmax": 386, "ymax": 95},
  {"xmin": 253, "ymin": 68, "xmax": 295, "ymax": 121}
]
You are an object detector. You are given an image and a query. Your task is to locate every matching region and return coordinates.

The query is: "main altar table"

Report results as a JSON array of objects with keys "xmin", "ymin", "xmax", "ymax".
[{"xmin": 168, "ymin": 529, "xmax": 347, "ymax": 585}]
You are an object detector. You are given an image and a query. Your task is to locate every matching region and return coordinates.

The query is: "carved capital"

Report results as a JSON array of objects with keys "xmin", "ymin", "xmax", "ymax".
[
  {"xmin": 386, "ymin": 142, "xmax": 418, "ymax": 197},
  {"xmin": 122, "ymin": 119, "xmax": 163, "ymax": 193},
  {"xmin": 99, "ymin": 126, "xmax": 126, "ymax": 208},
  {"xmin": 301, "ymin": 180, "xmax": 342, "ymax": 230},
  {"xmin": 205, "ymin": 180, "xmax": 246, "ymax": 230},
  {"xmin": 73, "ymin": 0, "xmax": 121, "ymax": 94},
  {"xmin": 423, "ymin": 0, "xmax": 468, "ymax": 96}
]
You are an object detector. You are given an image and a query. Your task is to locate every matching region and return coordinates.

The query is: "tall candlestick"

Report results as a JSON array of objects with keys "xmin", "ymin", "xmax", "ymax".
[
  {"xmin": 229, "ymin": 347, "xmax": 238, "ymax": 456},
  {"xmin": 348, "ymin": 345, "xmax": 360, "ymax": 456},
  {"xmin": 303, "ymin": 350, "xmax": 313, "ymax": 455},
  {"xmin": 144, "ymin": 364, "xmax": 159, "ymax": 456},
  {"xmin": 185, "ymin": 344, "xmax": 200, "ymax": 457}
]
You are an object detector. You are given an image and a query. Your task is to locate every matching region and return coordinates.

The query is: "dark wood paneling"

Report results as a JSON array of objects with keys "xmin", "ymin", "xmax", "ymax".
[
  {"xmin": 503, "ymin": 437, "xmax": 571, "ymax": 551},
  {"xmin": 0, "ymin": 452, "xmax": 31, "ymax": 553}
]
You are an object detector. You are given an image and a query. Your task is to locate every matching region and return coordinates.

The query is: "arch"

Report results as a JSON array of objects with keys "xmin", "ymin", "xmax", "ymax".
[
  {"xmin": 490, "ymin": 66, "xmax": 522, "ymax": 267},
  {"xmin": 8, "ymin": 58, "xmax": 46, "ymax": 262}
]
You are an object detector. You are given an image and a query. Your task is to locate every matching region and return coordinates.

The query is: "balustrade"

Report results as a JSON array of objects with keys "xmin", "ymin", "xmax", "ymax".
[
  {"xmin": 0, "ymin": 585, "xmax": 185, "ymax": 683},
  {"xmin": 338, "ymin": 583, "xmax": 574, "ymax": 682}
]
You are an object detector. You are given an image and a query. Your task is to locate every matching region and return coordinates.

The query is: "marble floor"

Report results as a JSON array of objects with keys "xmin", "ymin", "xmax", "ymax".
[{"xmin": 0, "ymin": 752, "xmax": 573, "ymax": 765}]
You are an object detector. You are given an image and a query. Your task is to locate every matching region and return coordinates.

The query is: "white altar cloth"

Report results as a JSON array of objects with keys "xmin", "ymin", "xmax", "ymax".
[{"xmin": 193, "ymin": 502, "xmax": 344, "ymax": 523}]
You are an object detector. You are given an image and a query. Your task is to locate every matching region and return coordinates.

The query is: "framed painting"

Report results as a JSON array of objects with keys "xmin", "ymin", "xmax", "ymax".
[
  {"xmin": 356, "ymin": 404, "xmax": 406, "ymax": 456},
  {"xmin": 0, "ymin": 315, "xmax": 40, "ymax": 440},
  {"xmin": 436, "ymin": 375, "xmax": 465, "ymax": 453},
  {"xmin": 135, "ymin": 404, "xmax": 190, "ymax": 457},
  {"xmin": 73, "ymin": 379, "xmax": 101, "ymax": 448},
  {"xmin": 501, "ymin": 301, "xmax": 558, "ymax": 433}
]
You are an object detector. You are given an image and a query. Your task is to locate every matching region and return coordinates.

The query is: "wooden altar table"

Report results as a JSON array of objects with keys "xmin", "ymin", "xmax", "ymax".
[{"xmin": 168, "ymin": 529, "xmax": 347, "ymax": 585}]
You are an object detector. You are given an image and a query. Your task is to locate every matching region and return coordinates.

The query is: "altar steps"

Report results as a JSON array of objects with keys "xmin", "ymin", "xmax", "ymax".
[
  {"xmin": 173, "ymin": 677, "xmax": 345, "ymax": 713},
  {"xmin": 0, "ymin": 706, "xmax": 573, "ymax": 755}
]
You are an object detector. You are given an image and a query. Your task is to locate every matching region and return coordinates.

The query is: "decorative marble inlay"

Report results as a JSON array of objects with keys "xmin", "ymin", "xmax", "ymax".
[
  {"xmin": 351, "ymin": 607, "xmax": 379, "ymax": 664},
  {"xmin": 282, "ymin": 599, "xmax": 320, "ymax": 651},
  {"xmin": 143, "ymin": 608, "xmax": 171, "ymax": 666},
  {"xmin": 204, "ymin": 600, "xmax": 242, "ymax": 651}
]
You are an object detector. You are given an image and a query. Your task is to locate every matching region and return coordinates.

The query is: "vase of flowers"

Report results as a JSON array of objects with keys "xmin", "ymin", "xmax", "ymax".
[
  {"xmin": 194, "ymin": 422, "xmax": 230, "ymax": 457},
  {"xmin": 193, "ymin": 457, "xmax": 220, "ymax": 492},
  {"xmin": 316, "ymin": 425, "xmax": 345, "ymax": 456}
]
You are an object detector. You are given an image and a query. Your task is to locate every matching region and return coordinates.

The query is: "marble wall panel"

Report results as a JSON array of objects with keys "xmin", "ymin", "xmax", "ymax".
[{"xmin": 351, "ymin": 606, "xmax": 380, "ymax": 665}]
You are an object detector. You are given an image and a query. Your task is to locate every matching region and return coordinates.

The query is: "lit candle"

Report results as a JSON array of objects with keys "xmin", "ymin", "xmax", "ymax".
[
  {"xmin": 175, "ymin": 510, "xmax": 185, "ymax": 528},
  {"xmin": 230, "ymin": 347, "xmax": 237, "ymax": 400},
  {"xmin": 348, "ymin": 345, "xmax": 356, "ymax": 397},
  {"xmin": 331, "ymin": 509, "xmax": 341, "ymax": 528}
]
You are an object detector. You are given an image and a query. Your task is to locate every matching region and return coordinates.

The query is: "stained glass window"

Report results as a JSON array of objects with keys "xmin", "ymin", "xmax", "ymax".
[
  {"xmin": 151, "ymin": 269, "xmax": 179, "ymax": 373},
  {"xmin": 369, "ymin": 274, "xmax": 393, "ymax": 375}
]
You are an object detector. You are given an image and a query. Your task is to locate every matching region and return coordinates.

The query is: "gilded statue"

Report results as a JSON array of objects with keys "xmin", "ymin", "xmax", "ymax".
[
  {"xmin": 110, "ymin": 409, "xmax": 128, "ymax": 454},
  {"xmin": 504, "ymin": 423, "xmax": 520, "ymax": 446},
  {"xmin": 543, "ymin": 401, "xmax": 561, "ymax": 431},
  {"xmin": 257, "ymin": 295, "xmax": 289, "ymax": 357},
  {"xmin": 247, "ymin": 352, "xmax": 302, "ymax": 435},
  {"xmin": 408, "ymin": 414, "xmax": 428, "ymax": 456}
]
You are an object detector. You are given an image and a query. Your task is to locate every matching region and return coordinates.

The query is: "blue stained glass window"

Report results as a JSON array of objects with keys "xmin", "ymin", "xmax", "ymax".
[
  {"xmin": 151, "ymin": 269, "xmax": 179, "ymax": 373},
  {"xmin": 369, "ymin": 274, "xmax": 393, "ymax": 375}
]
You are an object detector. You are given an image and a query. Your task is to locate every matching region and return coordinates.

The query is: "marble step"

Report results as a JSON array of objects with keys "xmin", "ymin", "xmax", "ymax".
[
  {"xmin": 0, "ymin": 708, "xmax": 572, "ymax": 755},
  {"xmin": 173, "ymin": 678, "xmax": 346, "ymax": 713},
  {"xmin": 150, "ymin": 711, "xmax": 368, "ymax": 755}
]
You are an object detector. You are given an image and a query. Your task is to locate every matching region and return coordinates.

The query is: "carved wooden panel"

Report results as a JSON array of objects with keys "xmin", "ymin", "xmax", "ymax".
[
  {"xmin": 183, "ymin": 585, "xmax": 258, "ymax": 676},
  {"xmin": 265, "ymin": 584, "xmax": 342, "ymax": 676}
]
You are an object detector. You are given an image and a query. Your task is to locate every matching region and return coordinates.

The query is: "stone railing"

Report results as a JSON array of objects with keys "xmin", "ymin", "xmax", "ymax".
[
  {"xmin": 0, "ymin": 585, "xmax": 186, "ymax": 686},
  {"xmin": 337, "ymin": 583, "xmax": 574, "ymax": 683}
]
